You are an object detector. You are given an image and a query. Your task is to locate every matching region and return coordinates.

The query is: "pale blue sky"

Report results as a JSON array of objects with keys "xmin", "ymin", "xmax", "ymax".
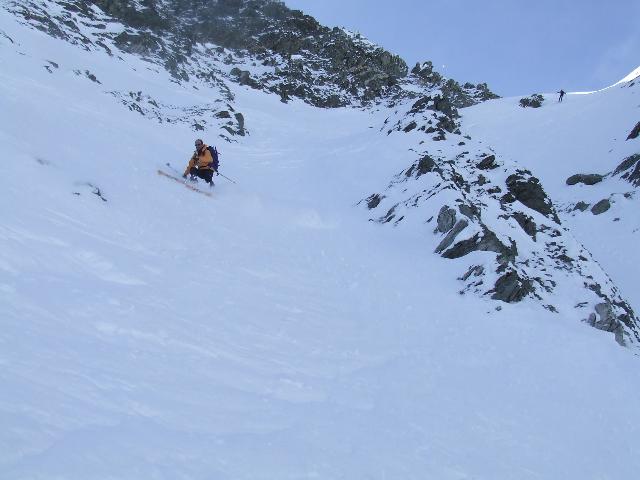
[{"xmin": 284, "ymin": 0, "xmax": 640, "ymax": 97}]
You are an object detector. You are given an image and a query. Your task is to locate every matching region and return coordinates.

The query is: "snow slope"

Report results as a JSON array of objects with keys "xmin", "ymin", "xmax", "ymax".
[{"xmin": 1, "ymin": 4, "xmax": 640, "ymax": 480}]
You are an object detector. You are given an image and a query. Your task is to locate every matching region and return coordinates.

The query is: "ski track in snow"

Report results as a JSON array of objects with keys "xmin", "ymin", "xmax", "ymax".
[{"xmin": 1, "ymin": 4, "xmax": 640, "ymax": 480}]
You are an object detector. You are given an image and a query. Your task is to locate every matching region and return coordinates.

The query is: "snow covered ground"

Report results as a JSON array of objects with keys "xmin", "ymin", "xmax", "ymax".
[{"xmin": 1, "ymin": 6, "xmax": 640, "ymax": 480}]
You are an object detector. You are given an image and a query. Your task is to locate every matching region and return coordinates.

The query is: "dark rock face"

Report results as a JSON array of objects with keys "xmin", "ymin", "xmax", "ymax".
[
  {"xmin": 22, "ymin": 0, "xmax": 498, "ymax": 113},
  {"xmin": 411, "ymin": 61, "xmax": 442, "ymax": 84},
  {"xmin": 566, "ymin": 173, "xmax": 604, "ymax": 186},
  {"xmin": 76, "ymin": 0, "xmax": 411, "ymax": 107},
  {"xmin": 613, "ymin": 153, "xmax": 640, "ymax": 175},
  {"xmin": 477, "ymin": 154, "xmax": 497, "ymax": 170},
  {"xmin": 414, "ymin": 155, "xmax": 437, "ymax": 177},
  {"xmin": 403, "ymin": 121, "xmax": 417, "ymax": 132},
  {"xmin": 458, "ymin": 204, "xmax": 478, "ymax": 219},
  {"xmin": 492, "ymin": 270, "xmax": 534, "ymax": 303},
  {"xmin": 505, "ymin": 172, "xmax": 560, "ymax": 223},
  {"xmin": 572, "ymin": 201, "xmax": 590, "ymax": 212},
  {"xmin": 591, "ymin": 199, "xmax": 611, "ymax": 215},
  {"xmin": 627, "ymin": 121, "xmax": 640, "ymax": 140},
  {"xmin": 365, "ymin": 194, "xmax": 384, "ymax": 210},
  {"xmin": 512, "ymin": 212, "xmax": 537, "ymax": 240},
  {"xmin": 613, "ymin": 154, "xmax": 640, "ymax": 186}
]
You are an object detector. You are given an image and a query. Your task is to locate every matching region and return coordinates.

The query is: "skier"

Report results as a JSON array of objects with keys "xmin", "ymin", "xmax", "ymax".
[
  {"xmin": 557, "ymin": 89, "xmax": 566, "ymax": 102},
  {"xmin": 183, "ymin": 139, "xmax": 217, "ymax": 185}
]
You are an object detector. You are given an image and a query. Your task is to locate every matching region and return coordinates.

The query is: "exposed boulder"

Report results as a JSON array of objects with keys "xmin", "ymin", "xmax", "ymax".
[
  {"xmin": 566, "ymin": 173, "xmax": 604, "ymax": 186},
  {"xmin": 591, "ymin": 199, "xmax": 611, "ymax": 215},
  {"xmin": 572, "ymin": 201, "xmax": 590, "ymax": 212},
  {"xmin": 436, "ymin": 206, "xmax": 457, "ymax": 233},
  {"xmin": 477, "ymin": 154, "xmax": 497, "ymax": 170}
]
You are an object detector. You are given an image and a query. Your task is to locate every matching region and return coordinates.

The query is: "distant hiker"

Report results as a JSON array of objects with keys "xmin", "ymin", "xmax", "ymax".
[
  {"xmin": 557, "ymin": 89, "xmax": 566, "ymax": 102},
  {"xmin": 183, "ymin": 139, "xmax": 218, "ymax": 185}
]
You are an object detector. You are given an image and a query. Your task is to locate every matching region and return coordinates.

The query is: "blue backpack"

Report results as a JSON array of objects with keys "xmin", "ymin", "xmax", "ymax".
[{"xmin": 207, "ymin": 146, "xmax": 220, "ymax": 171}]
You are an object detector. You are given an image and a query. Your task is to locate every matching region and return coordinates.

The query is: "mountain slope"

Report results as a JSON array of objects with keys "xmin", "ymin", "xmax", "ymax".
[{"xmin": 1, "ymin": 2, "xmax": 640, "ymax": 479}]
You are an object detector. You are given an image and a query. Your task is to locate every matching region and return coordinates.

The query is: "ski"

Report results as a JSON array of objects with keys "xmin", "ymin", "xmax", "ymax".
[{"xmin": 157, "ymin": 170, "xmax": 213, "ymax": 198}]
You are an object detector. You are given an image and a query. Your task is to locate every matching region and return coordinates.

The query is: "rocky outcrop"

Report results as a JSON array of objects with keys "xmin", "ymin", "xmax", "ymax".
[
  {"xmin": 365, "ymin": 194, "xmax": 384, "ymax": 210},
  {"xmin": 492, "ymin": 270, "xmax": 534, "ymax": 303},
  {"xmin": 627, "ymin": 121, "xmax": 640, "ymax": 140},
  {"xmin": 585, "ymin": 303, "xmax": 625, "ymax": 344},
  {"xmin": 12, "ymin": 0, "xmax": 498, "ymax": 115},
  {"xmin": 90, "ymin": 0, "xmax": 410, "ymax": 107},
  {"xmin": 613, "ymin": 154, "xmax": 640, "ymax": 186},
  {"xmin": 505, "ymin": 171, "xmax": 560, "ymax": 223},
  {"xmin": 436, "ymin": 206, "xmax": 457, "ymax": 233},
  {"xmin": 583, "ymin": 282, "xmax": 639, "ymax": 347},
  {"xmin": 512, "ymin": 212, "xmax": 537, "ymax": 240},
  {"xmin": 230, "ymin": 68, "xmax": 261, "ymax": 89},
  {"xmin": 362, "ymin": 98, "xmax": 640, "ymax": 344},
  {"xmin": 441, "ymin": 226, "xmax": 517, "ymax": 265},
  {"xmin": 435, "ymin": 219, "xmax": 469, "ymax": 254},
  {"xmin": 519, "ymin": 94, "xmax": 544, "ymax": 108},
  {"xmin": 477, "ymin": 154, "xmax": 498, "ymax": 170},
  {"xmin": 409, "ymin": 62, "xmax": 499, "ymax": 106}
]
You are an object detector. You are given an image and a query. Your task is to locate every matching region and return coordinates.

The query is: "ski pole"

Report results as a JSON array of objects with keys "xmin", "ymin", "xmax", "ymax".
[
  {"xmin": 165, "ymin": 162, "xmax": 181, "ymax": 175},
  {"xmin": 217, "ymin": 172, "xmax": 237, "ymax": 184}
]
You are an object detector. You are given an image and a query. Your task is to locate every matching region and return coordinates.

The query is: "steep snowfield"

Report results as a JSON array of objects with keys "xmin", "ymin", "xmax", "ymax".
[
  {"xmin": 463, "ymin": 78, "xmax": 640, "ymax": 308},
  {"xmin": 1, "ymin": 7, "xmax": 640, "ymax": 480}
]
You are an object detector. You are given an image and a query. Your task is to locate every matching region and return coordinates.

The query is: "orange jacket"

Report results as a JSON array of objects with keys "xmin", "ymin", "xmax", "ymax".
[{"xmin": 184, "ymin": 145, "xmax": 215, "ymax": 176}]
